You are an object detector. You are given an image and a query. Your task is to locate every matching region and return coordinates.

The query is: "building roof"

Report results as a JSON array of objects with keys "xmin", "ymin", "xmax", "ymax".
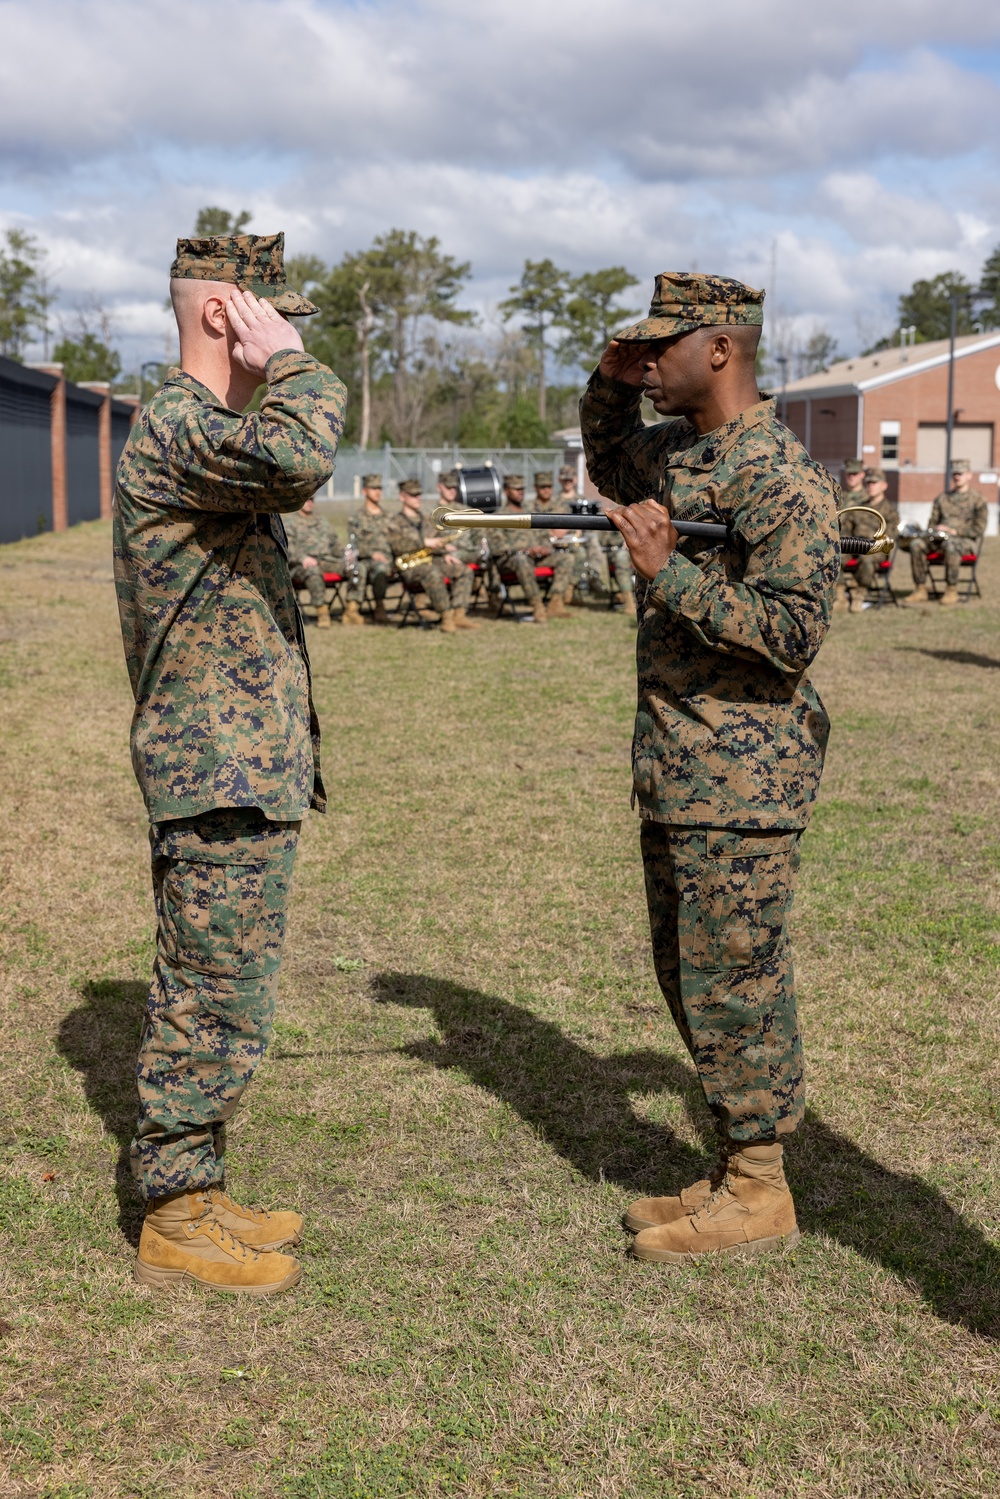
[{"xmin": 782, "ymin": 331, "xmax": 1000, "ymax": 400}]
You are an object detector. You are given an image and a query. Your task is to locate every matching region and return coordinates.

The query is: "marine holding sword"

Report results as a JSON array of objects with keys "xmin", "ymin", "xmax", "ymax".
[{"xmin": 582, "ymin": 272, "xmax": 840, "ymax": 1261}]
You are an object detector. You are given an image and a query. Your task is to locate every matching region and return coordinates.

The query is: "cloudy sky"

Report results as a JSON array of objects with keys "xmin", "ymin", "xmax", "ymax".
[{"xmin": 3, "ymin": 0, "xmax": 1000, "ymax": 373}]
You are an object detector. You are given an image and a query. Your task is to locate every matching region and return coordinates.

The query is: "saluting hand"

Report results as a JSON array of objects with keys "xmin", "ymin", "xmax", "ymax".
[
  {"xmin": 598, "ymin": 338, "xmax": 650, "ymax": 387},
  {"xmin": 227, "ymin": 288, "xmax": 303, "ymax": 376},
  {"xmin": 608, "ymin": 499, "xmax": 678, "ymax": 581}
]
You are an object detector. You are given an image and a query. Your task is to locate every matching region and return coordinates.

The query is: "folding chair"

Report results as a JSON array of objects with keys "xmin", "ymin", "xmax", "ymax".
[
  {"xmin": 490, "ymin": 562, "xmax": 555, "ymax": 619},
  {"xmin": 924, "ymin": 543, "xmax": 982, "ymax": 602},
  {"xmin": 841, "ymin": 554, "xmax": 898, "ymax": 610}
]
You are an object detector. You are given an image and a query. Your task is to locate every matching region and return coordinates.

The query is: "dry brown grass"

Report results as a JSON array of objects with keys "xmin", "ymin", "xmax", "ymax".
[{"xmin": 1, "ymin": 522, "xmax": 999, "ymax": 1498}]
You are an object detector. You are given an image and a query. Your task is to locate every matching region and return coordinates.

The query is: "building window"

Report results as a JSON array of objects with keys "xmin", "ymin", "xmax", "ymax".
[{"xmin": 880, "ymin": 420, "xmax": 901, "ymax": 468}]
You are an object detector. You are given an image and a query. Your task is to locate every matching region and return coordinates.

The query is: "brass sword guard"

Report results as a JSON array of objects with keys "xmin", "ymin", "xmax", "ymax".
[{"xmin": 838, "ymin": 505, "xmax": 894, "ymax": 555}]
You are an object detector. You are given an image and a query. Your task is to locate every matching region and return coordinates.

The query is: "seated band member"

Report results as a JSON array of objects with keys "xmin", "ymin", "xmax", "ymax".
[
  {"xmin": 832, "ymin": 457, "xmax": 867, "ymax": 613},
  {"xmin": 437, "ymin": 469, "xmax": 485, "ymax": 625},
  {"xmin": 488, "ymin": 473, "xmax": 575, "ymax": 623},
  {"xmin": 387, "ymin": 479, "xmax": 479, "ymax": 632},
  {"xmin": 839, "ymin": 467, "xmax": 898, "ymax": 607},
  {"xmin": 283, "ymin": 494, "xmax": 340, "ymax": 628},
  {"xmin": 902, "ymin": 458, "xmax": 987, "ymax": 607},
  {"xmin": 344, "ymin": 474, "xmax": 392, "ymax": 626}
]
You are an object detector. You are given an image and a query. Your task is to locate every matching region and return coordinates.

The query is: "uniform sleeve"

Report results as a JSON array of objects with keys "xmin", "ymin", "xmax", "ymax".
[
  {"xmin": 166, "ymin": 351, "xmax": 347, "ymax": 514},
  {"xmin": 972, "ymin": 496, "xmax": 988, "ymax": 542},
  {"xmin": 644, "ymin": 479, "xmax": 839, "ymax": 676},
  {"xmin": 930, "ymin": 496, "xmax": 944, "ymax": 528},
  {"xmin": 580, "ymin": 370, "xmax": 674, "ymax": 505}
]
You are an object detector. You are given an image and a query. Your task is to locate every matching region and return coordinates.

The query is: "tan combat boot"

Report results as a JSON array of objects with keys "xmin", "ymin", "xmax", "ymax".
[
  {"xmin": 454, "ymin": 609, "xmax": 481, "ymax": 630},
  {"xmin": 439, "ymin": 608, "xmax": 458, "ymax": 634},
  {"xmin": 623, "ymin": 1148, "xmax": 729, "ymax": 1233},
  {"xmin": 902, "ymin": 584, "xmax": 929, "ymax": 607},
  {"xmin": 136, "ymin": 1191, "xmax": 301, "ymax": 1295},
  {"xmin": 373, "ymin": 600, "xmax": 390, "ymax": 625},
  {"xmin": 205, "ymin": 1186, "xmax": 303, "ymax": 1250},
  {"xmin": 546, "ymin": 593, "xmax": 569, "ymax": 619},
  {"xmin": 940, "ymin": 585, "xmax": 960, "ymax": 606},
  {"xmin": 532, "ymin": 601, "xmax": 548, "ymax": 624},
  {"xmin": 342, "ymin": 600, "xmax": 363, "ymax": 626},
  {"xmin": 631, "ymin": 1142, "xmax": 799, "ymax": 1263},
  {"xmin": 832, "ymin": 583, "xmax": 849, "ymax": 613},
  {"xmin": 316, "ymin": 603, "xmax": 332, "ymax": 629}
]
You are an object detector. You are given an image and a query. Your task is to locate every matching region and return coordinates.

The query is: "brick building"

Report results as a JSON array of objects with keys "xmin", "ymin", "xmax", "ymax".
[{"xmin": 781, "ymin": 332, "xmax": 1000, "ymax": 535}]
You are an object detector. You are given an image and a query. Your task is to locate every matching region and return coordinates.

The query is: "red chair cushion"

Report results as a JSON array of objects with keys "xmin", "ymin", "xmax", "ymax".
[
  {"xmin": 322, "ymin": 572, "xmax": 343, "ymax": 584},
  {"xmin": 534, "ymin": 567, "xmax": 554, "ymax": 579}
]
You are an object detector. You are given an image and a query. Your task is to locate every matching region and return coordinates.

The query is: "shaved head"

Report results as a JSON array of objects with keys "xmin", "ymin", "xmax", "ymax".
[{"xmin": 169, "ymin": 276, "xmax": 234, "ymax": 332}]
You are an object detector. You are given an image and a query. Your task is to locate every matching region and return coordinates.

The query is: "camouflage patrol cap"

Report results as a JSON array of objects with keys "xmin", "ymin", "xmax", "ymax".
[
  {"xmin": 504, "ymin": 473, "xmax": 525, "ymax": 489},
  {"xmin": 361, "ymin": 473, "xmax": 383, "ymax": 488},
  {"xmin": 534, "ymin": 471, "xmax": 553, "ymax": 487},
  {"xmin": 614, "ymin": 272, "xmax": 765, "ymax": 342},
  {"xmin": 170, "ymin": 232, "xmax": 319, "ymax": 316},
  {"xmin": 399, "ymin": 478, "xmax": 423, "ymax": 497},
  {"xmin": 558, "ymin": 465, "xmax": 576, "ymax": 481},
  {"xmin": 863, "ymin": 467, "xmax": 886, "ymax": 483},
  {"xmin": 438, "ymin": 469, "xmax": 459, "ymax": 487},
  {"xmin": 950, "ymin": 456, "xmax": 971, "ymax": 473},
  {"xmin": 843, "ymin": 458, "xmax": 864, "ymax": 474}
]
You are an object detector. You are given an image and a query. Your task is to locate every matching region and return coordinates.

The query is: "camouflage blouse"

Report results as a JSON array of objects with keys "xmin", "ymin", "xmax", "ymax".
[
  {"xmin": 581, "ymin": 372, "xmax": 840, "ymax": 829},
  {"xmin": 113, "ymin": 350, "xmax": 347, "ymax": 824}
]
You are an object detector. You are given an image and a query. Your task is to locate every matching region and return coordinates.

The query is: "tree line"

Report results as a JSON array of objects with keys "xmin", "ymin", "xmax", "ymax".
[{"xmin": 3, "ymin": 205, "xmax": 1000, "ymax": 442}]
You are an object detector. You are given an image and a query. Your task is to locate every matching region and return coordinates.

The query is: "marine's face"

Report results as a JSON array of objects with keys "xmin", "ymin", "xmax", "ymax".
[
  {"xmin": 438, "ymin": 483, "xmax": 458, "ymax": 503},
  {"xmin": 403, "ymin": 495, "xmax": 423, "ymax": 514},
  {"xmin": 951, "ymin": 471, "xmax": 971, "ymax": 491},
  {"xmin": 639, "ymin": 330, "xmax": 712, "ymax": 415},
  {"xmin": 506, "ymin": 487, "xmax": 525, "ymax": 505},
  {"xmin": 864, "ymin": 479, "xmax": 888, "ymax": 501},
  {"xmin": 535, "ymin": 485, "xmax": 552, "ymax": 501},
  {"xmin": 363, "ymin": 486, "xmax": 383, "ymax": 506},
  {"xmin": 301, "ymin": 497, "xmax": 315, "ymax": 514},
  {"xmin": 844, "ymin": 471, "xmax": 864, "ymax": 489}
]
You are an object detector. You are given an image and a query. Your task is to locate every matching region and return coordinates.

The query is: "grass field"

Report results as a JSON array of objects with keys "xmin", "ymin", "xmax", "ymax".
[{"xmin": 1, "ymin": 521, "xmax": 999, "ymax": 1499}]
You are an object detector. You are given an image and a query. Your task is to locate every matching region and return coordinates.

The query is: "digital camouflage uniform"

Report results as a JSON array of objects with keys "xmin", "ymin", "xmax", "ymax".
[
  {"xmin": 346, "ymin": 506, "xmax": 393, "ymax": 605},
  {"xmin": 284, "ymin": 506, "xmax": 342, "ymax": 610},
  {"xmin": 114, "ymin": 312, "xmax": 346, "ymax": 1199},
  {"xmin": 581, "ymin": 272, "xmax": 839, "ymax": 1144},
  {"xmin": 910, "ymin": 487, "xmax": 987, "ymax": 586},
  {"xmin": 489, "ymin": 498, "xmax": 576, "ymax": 606},
  {"xmin": 840, "ymin": 474, "xmax": 899, "ymax": 591},
  {"xmin": 387, "ymin": 506, "xmax": 474, "ymax": 613}
]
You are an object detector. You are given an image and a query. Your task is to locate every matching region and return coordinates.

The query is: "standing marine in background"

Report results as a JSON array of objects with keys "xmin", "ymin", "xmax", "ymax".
[
  {"xmin": 344, "ymin": 474, "xmax": 392, "ymax": 625},
  {"xmin": 113, "ymin": 232, "xmax": 346, "ymax": 1295},
  {"xmin": 284, "ymin": 494, "xmax": 340, "ymax": 628},
  {"xmin": 838, "ymin": 467, "xmax": 899, "ymax": 609},
  {"xmin": 387, "ymin": 478, "xmax": 479, "ymax": 632},
  {"xmin": 903, "ymin": 457, "xmax": 987, "ymax": 607},
  {"xmin": 582, "ymin": 272, "xmax": 839, "ymax": 1264},
  {"xmin": 832, "ymin": 458, "xmax": 866, "ymax": 612},
  {"xmin": 489, "ymin": 473, "xmax": 574, "ymax": 622}
]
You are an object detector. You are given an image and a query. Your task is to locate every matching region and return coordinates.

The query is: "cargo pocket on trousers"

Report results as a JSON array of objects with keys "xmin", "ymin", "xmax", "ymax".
[
  {"xmin": 684, "ymin": 831, "xmax": 799, "ymax": 972},
  {"xmin": 160, "ymin": 859, "xmax": 268, "ymax": 978}
]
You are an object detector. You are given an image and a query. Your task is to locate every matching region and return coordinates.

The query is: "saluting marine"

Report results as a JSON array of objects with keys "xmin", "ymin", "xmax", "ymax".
[
  {"xmin": 113, "ymin": 232, "xmax": 346, "ymax": 1295},
  {"xmin": 582, "ymin": 272, "xmax": 839, "ymax": 1263},
  {"xmin": 902, "ymin": 457, "xmax": 987, "ymax": 607}
]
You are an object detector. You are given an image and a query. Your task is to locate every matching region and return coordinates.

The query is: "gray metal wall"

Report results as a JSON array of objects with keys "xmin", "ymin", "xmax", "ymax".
[
  {"xmin": 66, "ymin": 387, "xmax": 102, "ymax": 525},
  {"xmin": 0, "ymin": 357, "xmax": 55, "ymax": 543},
  {"xmin": 111, "ymin": 405, "xmax": 133, "ymax": 475}
]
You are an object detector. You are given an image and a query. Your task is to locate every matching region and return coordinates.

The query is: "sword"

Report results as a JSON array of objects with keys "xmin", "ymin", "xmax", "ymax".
[{"xmin": 431, "ymin": 505, "xmax": 894, "ymax": 556}]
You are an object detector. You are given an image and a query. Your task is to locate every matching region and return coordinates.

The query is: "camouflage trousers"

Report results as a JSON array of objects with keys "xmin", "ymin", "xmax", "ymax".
[
  {"xmin": 405, "ymin": 558, "xmax": 474, "ymax": 614},
  {"xmin": 640, "ymin": 822, "xmax": 804, "ymax": 1143},
  {"xmin": 291, "ymin": 560, "xmax": 335, "ymax": 609},
  {"xmin": 495, "ymin": 548, "xmax": 576, "ymax": 605},
  {"xmin": 850, "ymin": 554, "xmax": 880, "ymax": 591},
  {"xmin": 346, "ymin": 558, "xmax": 391, "ymax": 605},
  {"xmin": 131, "ymin": 807, "xmax": 300, "ymax": 1200},
  {"xmin": 910, "ymin": 534, "xmax": 976, "ymax": 587}
]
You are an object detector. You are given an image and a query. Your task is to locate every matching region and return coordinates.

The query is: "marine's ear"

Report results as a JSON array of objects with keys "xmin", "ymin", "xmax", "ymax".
[{"xmin": 202, "ymin": 293, "xmax": 230, "ymax": 338}]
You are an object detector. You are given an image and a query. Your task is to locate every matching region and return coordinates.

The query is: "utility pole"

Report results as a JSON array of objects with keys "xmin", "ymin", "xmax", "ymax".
[
  {"xmin": 776, "ymin": 353, "xmax": 788, "ymax": 425},
  {"xmin": 943, "ymin": 292, "xmax": 957, "ymax": 490}
]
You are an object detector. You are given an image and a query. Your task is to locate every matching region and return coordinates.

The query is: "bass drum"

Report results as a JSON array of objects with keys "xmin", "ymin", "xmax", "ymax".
[{"xmin": 456, "ymin": 463, "xmax": 503, "ymax": 513}]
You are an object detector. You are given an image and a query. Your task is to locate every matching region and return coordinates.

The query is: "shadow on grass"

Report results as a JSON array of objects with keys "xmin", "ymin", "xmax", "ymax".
[
  {"xmin": 56, "ymin": 978, "xmax": 147, "ymax": 1246},
  {"xmin": 900, "ymin": 646, "xmax": 1000, "ymax": 671},
  {"xmin": 374, "ymin": 970, "xmax": 1000, "ymax": 1339}
]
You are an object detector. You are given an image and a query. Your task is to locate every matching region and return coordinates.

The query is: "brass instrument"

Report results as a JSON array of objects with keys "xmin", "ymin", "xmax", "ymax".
[
  {"xmin": 896, "ymin": 522, "xmax": 947, "ymax": 554},
  {"xmin": 394, "ymin": 546, "xmax": 436, "ymax": 572}
]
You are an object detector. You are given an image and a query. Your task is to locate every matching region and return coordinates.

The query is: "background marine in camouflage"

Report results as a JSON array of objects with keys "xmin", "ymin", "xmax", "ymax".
[
  {"xmin": 114, "ymin": 233, "xmax": 346, "ymax": 1294},
  {"xmin": 903, "ymin": 458, "xmax": 987, "ymax": 607},
  {"xmin": 345, "ymin": 475, "xmax": 392, "ymax": 625},
  {"xmin": 488, "ymin": 474, "xmax": 575, "ymax": 623},
  {"xmin": 582, "ymin": 270, "xmax": 839, "ymax": 1264},
  {"xmin": 284, "ymin": 494, "xmax": 341, "ymax": 628}
]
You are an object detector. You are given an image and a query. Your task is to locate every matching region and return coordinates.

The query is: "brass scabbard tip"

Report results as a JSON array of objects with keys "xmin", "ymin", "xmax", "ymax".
[{"xmin": 431, "ymin": 503, "xmax": 481, "ymax": 531}]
